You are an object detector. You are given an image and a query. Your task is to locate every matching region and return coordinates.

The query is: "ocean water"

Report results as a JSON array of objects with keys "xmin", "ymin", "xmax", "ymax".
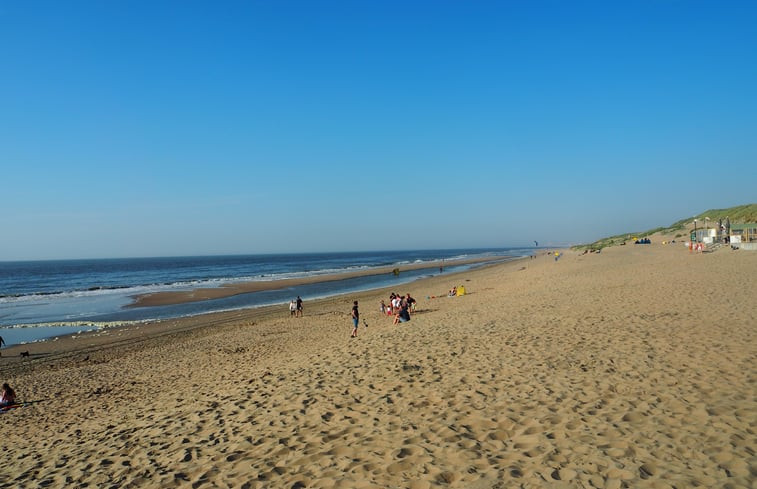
[{"xmin": 0, "ymin": 249, "xmax": 530, "ymax": 345}]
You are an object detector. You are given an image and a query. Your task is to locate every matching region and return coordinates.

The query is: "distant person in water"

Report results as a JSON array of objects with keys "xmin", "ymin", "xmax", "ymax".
[
  {"xmin": 350, "ymin": 301, "xmax": 360, "ymax": 338},
  {"xmin": 0, "ymin": 383, "xmax": 16, "ymax": 407}
]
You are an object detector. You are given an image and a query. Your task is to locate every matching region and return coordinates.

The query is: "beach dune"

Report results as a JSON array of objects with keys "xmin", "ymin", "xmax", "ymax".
[{"xmin": 1, "ymin": 238, "xmax": 755, "ymax": 488}]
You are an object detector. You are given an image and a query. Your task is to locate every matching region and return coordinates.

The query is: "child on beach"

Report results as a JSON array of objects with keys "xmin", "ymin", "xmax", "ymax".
[{"xmin": 1, "ymin": 383, "xmax": 16, "ymax": 407}]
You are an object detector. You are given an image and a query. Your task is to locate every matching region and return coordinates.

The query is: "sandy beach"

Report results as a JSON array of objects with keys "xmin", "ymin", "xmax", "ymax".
[{"xmin": 1, "ymin": 238, "xmax": 755, "ymax": 488}]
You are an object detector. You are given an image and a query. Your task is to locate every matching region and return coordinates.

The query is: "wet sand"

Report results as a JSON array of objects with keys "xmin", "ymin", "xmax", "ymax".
[
  {"xmin": 1, "ymin": 236, "xmax": 755, "ymax": 488},
  {"xmin": 129, "ymin": 256, "xmax": 508, "ymax": 308}
]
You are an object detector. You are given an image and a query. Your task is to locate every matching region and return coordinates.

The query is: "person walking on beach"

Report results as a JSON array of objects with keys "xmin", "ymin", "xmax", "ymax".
[
  {"xmin": 289, "ymin": 300, "xmax": 297, "ymax": 317},
  {"xmin": 0, "ymin": 335, "xmax": 5, "ymax": 357},
  {"xmin": 296, "ymin": 296, "xmax": 303, "ymax": 317},
  {"xmin": 350, "ymin": 301, "xmax": 360, "ymax": 338}
]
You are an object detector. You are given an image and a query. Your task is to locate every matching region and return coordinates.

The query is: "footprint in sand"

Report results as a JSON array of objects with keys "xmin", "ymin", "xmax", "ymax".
[
  {"xmin": 396, "ymin": 446, "xmax": 425, "ymax": 458},
  {"xmin": 621, "ymin": 411, "xmax": 644, "ymax": 423},
  {"xmin": 639, "ymin": 462, "xmax": 658, "ymax": 479}
]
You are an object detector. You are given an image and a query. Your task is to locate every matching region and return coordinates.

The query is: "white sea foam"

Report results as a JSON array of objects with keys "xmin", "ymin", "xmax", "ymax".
[
  {"xmin": 1, "ymin": 252, "xmax": 525, "ymax": 337},
  {"xmin": 0, "ymin": 265, "xmax": 390, "ymax": 305},
  {"xmin": 1, "ymin": 319, "xmax": 154, "ymax": 330}
]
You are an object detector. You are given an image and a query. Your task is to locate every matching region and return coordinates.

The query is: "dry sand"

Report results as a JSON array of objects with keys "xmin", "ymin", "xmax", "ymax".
[{"xmin": 1, "ymin": 238, "xmax": 755, "ymax": 488}]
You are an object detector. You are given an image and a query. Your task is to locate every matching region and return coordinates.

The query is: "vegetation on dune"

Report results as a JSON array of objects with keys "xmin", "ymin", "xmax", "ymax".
[{"xmin": 572, "ymin": 203, "xmax": 757, "ymax": 251}]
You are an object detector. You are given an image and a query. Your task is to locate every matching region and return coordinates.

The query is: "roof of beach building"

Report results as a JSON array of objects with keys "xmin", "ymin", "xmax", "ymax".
[{"xmin": 730, "ymin": 222, "xmax": 757, "ymax": 230}]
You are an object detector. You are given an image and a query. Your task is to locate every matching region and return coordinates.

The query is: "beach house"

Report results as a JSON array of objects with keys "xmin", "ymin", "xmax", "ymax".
[
  {"xmin": 690, "ymin": 221, "xmax": 757, "ymax": 250},
  {"xmin": 728, "ymin": 222, "xmax": 757, "ymax": 248}
]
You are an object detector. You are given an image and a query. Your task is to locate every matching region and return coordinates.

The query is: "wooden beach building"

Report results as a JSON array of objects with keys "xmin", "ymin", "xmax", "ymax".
[{"xmin": 729, "ymin": 222, "xmax": 757, "ymax": 249}]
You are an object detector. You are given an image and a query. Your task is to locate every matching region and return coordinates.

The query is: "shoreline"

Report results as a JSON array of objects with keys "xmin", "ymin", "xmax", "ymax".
[
  {"xmin": 0, "ymin": 256, "xmax": 525, "ymax": 361},
  {"xmin": 0, "ymin": 255, "xmax": 518, "ymax": 347},
  {"xmin": 127, "ymin": 255, "xmax": 514, "ymax": 308},
  {"xmin": 3, "ymin": 238, "xmax": 753, "ymax": 488}
]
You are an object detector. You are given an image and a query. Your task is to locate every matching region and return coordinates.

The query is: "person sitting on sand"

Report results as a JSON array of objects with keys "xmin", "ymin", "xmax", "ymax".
[
  {"xmin": 393, "ymin": 303, "xmax": 411, "ymax": 325},
  {"xmin": 0, "ymin": 383, "xmax": 16, "ymax": 407}
]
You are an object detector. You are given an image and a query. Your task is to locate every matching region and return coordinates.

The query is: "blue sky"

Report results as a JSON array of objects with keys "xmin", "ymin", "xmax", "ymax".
[{"xmin": 1, "ymin": 1, "xmax": 755, "ymax": 260}]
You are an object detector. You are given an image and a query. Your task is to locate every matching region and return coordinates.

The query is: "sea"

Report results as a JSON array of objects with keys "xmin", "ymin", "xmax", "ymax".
[{"xmin": 0, "ymin": 248, "xmax": 531, "ymax": 346}]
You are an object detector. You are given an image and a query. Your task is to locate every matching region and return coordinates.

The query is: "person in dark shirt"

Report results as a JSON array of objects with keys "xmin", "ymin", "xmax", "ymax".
[
  {"xmin": 406, "ymin": 293, "xmax": 417, "ymax": 312},
  {"xmin": 296, "ymin": 296, "xmax": 303, "ymax": 317},
  {"xmin": 350, "ymin": 301, "xmax": 359, "ymax": 338}
]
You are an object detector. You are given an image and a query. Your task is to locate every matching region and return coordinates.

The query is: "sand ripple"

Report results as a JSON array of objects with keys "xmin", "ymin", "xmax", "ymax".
[{"xmin": 1, "ymin": 242, "xmax": 755, "ymax": 488}]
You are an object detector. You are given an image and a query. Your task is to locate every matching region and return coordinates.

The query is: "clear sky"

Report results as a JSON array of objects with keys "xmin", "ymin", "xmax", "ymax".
[{"xmin": 1, "ymin": 1, "xmax": 755, "ymax": 260}]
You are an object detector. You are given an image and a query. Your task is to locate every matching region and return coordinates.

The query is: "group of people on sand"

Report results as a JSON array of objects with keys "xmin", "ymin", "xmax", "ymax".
[
  {"xmin": 380, "ymin": 292, "xmax": 415, "ymax": 324},
  {"xmin": 350, "ymin": 292, "xmax": 417, "ymax": 338},
  {"xmin": 288, "ymin": 296, "xmax": 304, "ymax": 317},
  {"xmin": 379, "ymin": 292, "xmax": 416, "ymax": 316}
]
